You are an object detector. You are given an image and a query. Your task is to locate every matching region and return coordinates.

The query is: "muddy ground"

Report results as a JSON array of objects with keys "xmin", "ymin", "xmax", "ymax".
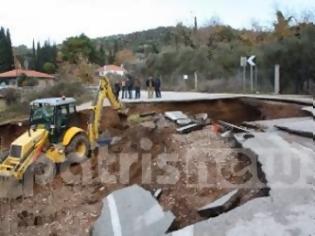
[{"xmin": 0, "ymin": 98, "xmax": 306, "ymax": 236}]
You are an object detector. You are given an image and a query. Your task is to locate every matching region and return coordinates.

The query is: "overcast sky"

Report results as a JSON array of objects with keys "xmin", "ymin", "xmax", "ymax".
[{"xmin": 0, "ymin": 0, "xmax": 314, "ymax": 46}]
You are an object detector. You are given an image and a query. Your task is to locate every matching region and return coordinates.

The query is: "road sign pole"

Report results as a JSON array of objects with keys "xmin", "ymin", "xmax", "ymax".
[
  {"xmin": 255, "ymin": 66, "xmax": 258, "ymax": 92},
  {"xmin": 242, "ymin": 64, "xmax": 246, "ymax": 91},
  {"xmin": 246, "ymin": 55, "xmax": 256, "ymax": 93},
  {"xmin": 250, "ymin": 65, "xmax": 254, "ymax": 92},
  {"xmin": 274, "ymin": 64, "xmax": 280, "ymax": 94},
  {"xmin": 194, "ymin": 72, "xmax": 198, "ymax": 91}
]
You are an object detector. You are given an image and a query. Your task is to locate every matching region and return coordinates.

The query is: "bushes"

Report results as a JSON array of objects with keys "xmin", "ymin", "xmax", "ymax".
[
  {"xmin": 26, "ymin": 81, "xmax": 90, "ymax": 104},
  {"xmin": 2, "ymin": 88, "xmax": 20, "ymax": 105}
]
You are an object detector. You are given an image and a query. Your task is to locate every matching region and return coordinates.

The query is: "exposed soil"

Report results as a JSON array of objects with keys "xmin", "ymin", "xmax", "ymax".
[
  {"xmin": 0, "ymin": 98, "xmax": 305, "ymax": 235},
  {"xmin": 0, "ymin": 98, "xmax": 305, "ymax": 149}
]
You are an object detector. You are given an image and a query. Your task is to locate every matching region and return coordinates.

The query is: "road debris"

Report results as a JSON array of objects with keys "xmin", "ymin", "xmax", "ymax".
[
  {"xmin": 302, "ymin": 106, "xmax": 314, "ymax": 116},
  {"xmin": 194, "ymin": 113, "xmax": 208, "ymax": 121},
  {"xmin": 219, "ymin": 120, "xmax": 252, "ymax": 133},
  {"xmin": 154, "ymin": 189, "xmax": 163, "ymax": 199},
  {"xmin": 164, "ymin": 111, "xmax": 189, "ymax": 122},
  {"xmin": 92, "ymin": 185, "xmax": 175, "ymax": 236},
  {"xmin": 176, "ymin": 118, "xmax": 193, "ymax": 126},
  {"xmin": 198, "ymin": 189, "xmax": 240, "ymax": 218},
  {"xmin": 176, "ymin": 123, "xmax": 206, "ymax": 134}
]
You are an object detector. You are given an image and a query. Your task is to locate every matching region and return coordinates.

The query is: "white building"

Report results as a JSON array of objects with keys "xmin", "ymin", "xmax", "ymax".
[{"xmin": 98, "ymin": 65, "xmax": 127, "ymax": 77}]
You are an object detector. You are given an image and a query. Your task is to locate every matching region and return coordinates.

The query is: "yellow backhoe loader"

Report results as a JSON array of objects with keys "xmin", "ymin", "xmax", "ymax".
[{"xmin": 0, "ymin": 76, "xmax": 122, "ymax": 183}]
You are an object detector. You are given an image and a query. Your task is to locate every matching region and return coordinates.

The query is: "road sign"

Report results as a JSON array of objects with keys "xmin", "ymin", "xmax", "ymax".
[
  {"xmin": 240, "ymin": 57, "xmax": 247, "ymax": 67},
  {"xmin": 247, "ymin": 55, "xmax": 256, "ymax": 66}
]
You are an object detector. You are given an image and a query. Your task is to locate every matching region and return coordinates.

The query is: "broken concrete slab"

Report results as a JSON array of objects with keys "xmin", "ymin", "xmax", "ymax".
[
  {"xmin": 164, "ymin": 111, "xmax": 188, "ymax": 122},
  {"xmin": 198, "ymin": 189, "xmax": 240, "ymax": 218},
  {"xmin": 195, "ymin": 113, "xmax": 208, "ymax": 121},
  {"xmin": 154, "ymin": 189, "xmax": 162, "ymax": 199},
  {"xmin": 219, "ymin": 120, "xmax": 251, "ymax": 133},
  {"xmin": 169, "ymin": 133, "xmax": 315, "ymax": 236},
  {"xmin": 248, "ymin": 116, "xmax": 315, "ymax": 139},
  {"xmin": 176, "ymin": 118, "xmax": 193, "ymax": 126},
  {"xmin": 221, "ymin": 130, "xmax": 233, "ymax": 138},
  {"xmin": 243, "ymin": 117, "xmax": 312, "ymax": 132},
  {"xmin": 92, "ymin": 185, "xmax": 175, "ymax": 236},
  {"xmin": 302, "ymin": 106, "xmax": 314, "ymax": 116},
  {"xmin": 176, "ymin": 123, "xmax": 206, "ymax": 134},
  {"xmin": 274, "ymin": 118, "xmax": 314, "ymax": 138}
]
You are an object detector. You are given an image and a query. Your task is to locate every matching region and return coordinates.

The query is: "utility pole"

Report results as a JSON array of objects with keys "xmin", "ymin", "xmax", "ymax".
[
  {"xmin": 194, "ymin": 72, "xmax": 198, "ymax": 91},
  {"xmin": 274, "ymin": 64, "xmax": 280, "ymax": 94},
  {"xmin": 243, "ymin": 65, "xmax": 246, "ymax": 92}
]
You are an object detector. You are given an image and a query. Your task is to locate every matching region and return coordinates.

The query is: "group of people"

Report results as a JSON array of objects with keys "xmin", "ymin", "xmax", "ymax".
[{"xmin": 114, "ymin": 76, "xmax": 162, "ymax": 100}]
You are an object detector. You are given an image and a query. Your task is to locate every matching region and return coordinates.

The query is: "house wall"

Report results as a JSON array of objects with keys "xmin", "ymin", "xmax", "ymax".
[
  {"xmin": 0, "ymin": 79, "xmax": 17, "ymax": 87},
  {"xmin": 99, "ymin": 71, "xmax": 125, "ymax": 77},
  {"xmin": 37, "ymin": 79, "xmax": 55, "ymax": 88}
]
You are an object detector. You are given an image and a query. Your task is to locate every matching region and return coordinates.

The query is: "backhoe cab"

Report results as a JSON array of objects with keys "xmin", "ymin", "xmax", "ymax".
[{"xmin": 30, "ymin": 97, "xmax": 77, "ymax": 143}]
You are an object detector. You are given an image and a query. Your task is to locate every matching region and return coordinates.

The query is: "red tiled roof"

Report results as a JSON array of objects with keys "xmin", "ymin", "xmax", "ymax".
[
  {"xmin": 98, "ymin": 65, "xmax": 127, "ymax": 73},
  {"xmin": 0, "ymin": 69, "xmax": 55, "ymax": 79}
]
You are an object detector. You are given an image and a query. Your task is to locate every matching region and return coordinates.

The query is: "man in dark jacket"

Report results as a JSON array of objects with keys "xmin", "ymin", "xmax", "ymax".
[
  {"xmin": 126, "ymin": 76, "xmax": 134, "ymax": 99},
  {"xmin": 114, "ymin": 80, "xmax": 121, "ymax": 100},
  {"xmin": 154, "ymin": 77, "xmax": 161, "ymax": 98},
  {"xmin": 134, "ymin": 78, "xmax": 141, "ymax": 99}
]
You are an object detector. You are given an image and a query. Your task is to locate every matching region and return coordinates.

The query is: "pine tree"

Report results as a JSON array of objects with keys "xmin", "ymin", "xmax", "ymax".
[
  {"xmin": 31, "ymin": 39, "xmax": 36, "ymax": 69},
  {"xmin": 36, "ymin": 42, "xmax": 41, "ymax": 70},
  {"xmin": 5, "ymin": 29, "xmax": 14, "ymax": 70},
  {"xmin": 194, "ymin": 16, "xmax": 198, "ymax": 32},
  {"xmin": 0, "ymin": 27, "xmax": 14, "ymax": 72}
]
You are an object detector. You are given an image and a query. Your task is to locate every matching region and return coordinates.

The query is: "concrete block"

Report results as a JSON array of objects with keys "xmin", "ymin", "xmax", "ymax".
[
  {"xmin": 164, "ymin": 111, "xmax": 188, "ymax": 122},
  {"xmin": 197, "ymin": 189, "xmax": 240, "ymax": 218},
  {"xmin": 92, "ymin": 185, "xmax": 175, "ymax": 236}
]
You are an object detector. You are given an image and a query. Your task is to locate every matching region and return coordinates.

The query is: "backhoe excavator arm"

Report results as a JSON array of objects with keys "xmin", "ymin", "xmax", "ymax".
[{"xmin": 88, "ymin": 76, "xmax": 123, "ymax": 149}]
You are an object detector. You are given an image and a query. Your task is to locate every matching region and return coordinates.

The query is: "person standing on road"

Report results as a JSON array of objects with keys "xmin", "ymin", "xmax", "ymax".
[
  {"xmin": 134, "ymin": 78, "xmax": 141, "ymax": 99},
  {"xmin": 114, "ymin": 80, "xmax": 121, "ymax": 100},
  {"xmin": 154, "ymin": 76, "xmax": 161, "ymax": 98},
  {"xmin": 146, "ymin": 77, "xmax": 154, "ymax": 99},
  {"xmin": 121, "ymin": 78, "xmax": 127, "ymax": 99},
  {"xmin": 127, "ymin": 77, "xmax": 134, "ymax": 99}
]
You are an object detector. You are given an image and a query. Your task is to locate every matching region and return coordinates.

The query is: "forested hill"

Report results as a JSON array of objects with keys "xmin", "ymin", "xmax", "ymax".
[{"xmin": 94, "ymin": 26, "xmax": 175, "ymax": 52}]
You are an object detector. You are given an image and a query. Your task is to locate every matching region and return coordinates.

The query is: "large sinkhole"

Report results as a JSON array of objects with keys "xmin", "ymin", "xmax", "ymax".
[{"xmin": 0, "ymin": 98, "xmax": 309, "ymax": 234}]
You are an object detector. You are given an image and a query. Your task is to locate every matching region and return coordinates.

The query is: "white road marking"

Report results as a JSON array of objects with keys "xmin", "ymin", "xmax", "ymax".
[{"xmin": 107, "ymin": 195, "xmax": 122, "ymax": 236}]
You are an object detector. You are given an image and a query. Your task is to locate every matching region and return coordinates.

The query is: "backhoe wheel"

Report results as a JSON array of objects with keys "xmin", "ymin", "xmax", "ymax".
[
  {"xmin": 34, "ymin": 155, "xmax": 56, "ymax": 186},
  {"xmin": 66, "ymin": 133, "xmax": 90, "ymax": 163}
]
